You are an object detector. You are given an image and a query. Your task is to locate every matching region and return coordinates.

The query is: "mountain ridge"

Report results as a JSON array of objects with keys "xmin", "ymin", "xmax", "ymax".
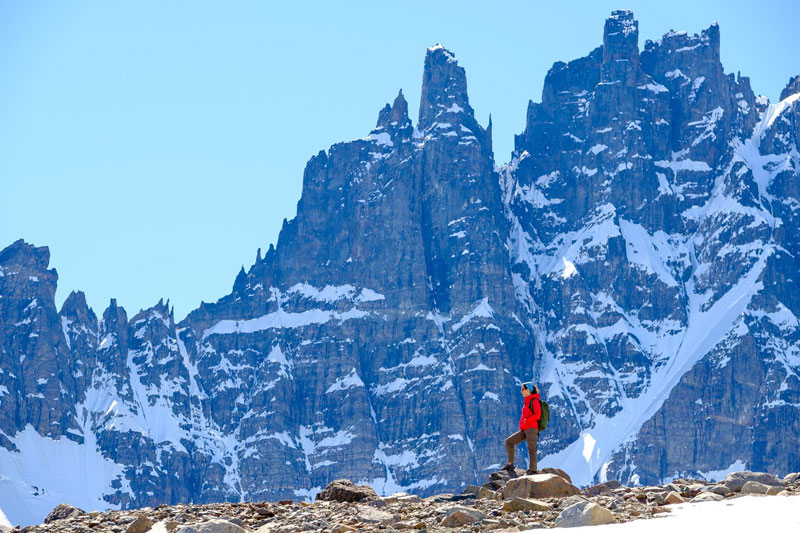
[{"xmin": 1, "ymin": 9, "xmax": 799, "ymax": 527}]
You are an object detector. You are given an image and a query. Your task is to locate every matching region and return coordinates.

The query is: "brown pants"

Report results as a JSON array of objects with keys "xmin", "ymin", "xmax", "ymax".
[{"xmin": 505, "ymin": 428, "xmax": 538, "ymax": 471}]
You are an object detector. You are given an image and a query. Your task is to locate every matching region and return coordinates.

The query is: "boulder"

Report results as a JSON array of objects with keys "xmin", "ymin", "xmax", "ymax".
[
  {"xmin": 604, "ymin": 480, "xmax": 622, "ymax": 490},
  {"xmin": 664, "ymin": 491, "xmax": 684, "ymax": 505},
  {"xmin": 502, "ymin": 497, "xmax": 552, "ymax": 512},
  {"xmin": 707, "ymin": 485, "xmax": 731, "ymax": 496},
  {"xmin": 490, "ymin": 469, "xmax": 524, "ymax": 482},
  {"xmin": 502, "ymin": 473, "xmax": 580, "ymax": 500},
  {"xmin": 461, "ymin": 485, "xmax": 480, "ymax": 496},
  {"xmin": 440, "ymin": 506, "xmax": 484, "ymax": 527},
  {"xmin": 691, "ymin": 492, "xmax": 724, "ymax": 502},
  {"xmin": 582, "ymin": 483, "xmax": 613, "ymax": 497},
  {"xmin": 175, "ymin": 520, "xmax": 246, "ymax": 533},
  {"xmin": 355, "ymin": 505, "xmax": 394, "ymax": 524},
  {"xmin": 540, "ymin": 467, "xmax": 572, "ymax": 484},
  {"xmin": 44, "ymin": 503, "xmax": 86, "ymax": 523},
  {"xmin": 741, "ymin": 481, "xmax": 770, "ymax": 494},
  {"xmin": 766, "ymin": 486, "xmax": 784, "ymax": 495},
  {"xmin": 316, "ymin": 479, "xmax": 378, "ymax": 503},
  {"xmin": 330, "ymin": 526, "xmax": 356, "ymax": 533},
  {"xmin": 723, "ymin": 471, "xmax": 786, "ymax": 492},
  {"xmin": 478, "ymin": 486, "xmax": 501, "ymax": 500},
  {"xmin": 126, "ymin": 516, "xmax": 155, "ymax": 533},
  {"xmin": 555, "ymin": 501, "xmax": 615, "ymax": 528},
  {"xmin": 557, "ymin": 495, "xmax": 590, "ymax": 509},
  {"xmin": 784, "ymin": 472, "xmax": 800, "ymax": 484}
]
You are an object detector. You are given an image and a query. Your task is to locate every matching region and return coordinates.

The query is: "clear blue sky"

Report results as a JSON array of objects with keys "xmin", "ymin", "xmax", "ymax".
[{"xmin": 2, "ymin": 0, "xmax": 798, "ymax": 320}]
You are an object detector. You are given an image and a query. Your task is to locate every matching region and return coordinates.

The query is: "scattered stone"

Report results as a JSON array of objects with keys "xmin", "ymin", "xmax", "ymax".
[
  {"xmin": 126, "ymin": 515, "xmax": 155, "ymax": 533},
  {"xmin": 44, "ymin": 503, "xmax": 86, "ymax": 524},
  {"xmin": 316, "ymin": 479, "xmax": 378, "ymax": 503},
  {"xmin": 478, "ymin": 486, "xmax": 501, "ymax": 500},
  {"xmin": 502, "ymin": 473, "xmax": 580, "ymax": 500},
  {"xmin": 355, "ymin": 504, "xmax": 394, "ymax": 524},
  {"xmin": 692, "ymin": 492, "xmax": 724, "ymax": 502},
  {"xmin": 555, "ymin": 501, "xmax": 615, "ymax": 528},
  {"xmin": 558, "ymin": 495, "xmax": 589, "ymax": 509},
  {"xmin": 440, "ymin": 506, "xmax": 484, "ymax": 527},
  {"xmin": 461, "ymin": 485, "xmax": 480, "ymax": 496},
  {"xmin": 664, "ymin": 491, "xmax": 684, "ymax": 505},
  {"xmin": 174, "ymin": 519, "xmax": 246, "ymax": 533},
  {"xmin": 501, "ymin": 497, "xmax": 552, "ymax": 512},
  {"xmin": 707, "ymin": 485, "xmax": 731, "ymax": 496},
  {"xmin": 539, "ymin": 467, "xmax": 572, "ymax": 484},
  {"xmin": 741, "ymin": 481, "xmax": 770, "ymax": 494},
  {"xmin": 784, "ymin": 472, "xmax": 800, "ymax": 484},
  {"xmin": 583, "ymin": 483, "xmax": 613, "ymax": 497},
  {"xmin": 329, "ymin": 525, "xmax": 355, "ymax": 533}
]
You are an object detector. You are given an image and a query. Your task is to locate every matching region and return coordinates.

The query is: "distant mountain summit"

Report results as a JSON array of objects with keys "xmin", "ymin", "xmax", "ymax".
[{"xmin": 1, "ymin": 10, "xmax": 799, "ymax": 527}]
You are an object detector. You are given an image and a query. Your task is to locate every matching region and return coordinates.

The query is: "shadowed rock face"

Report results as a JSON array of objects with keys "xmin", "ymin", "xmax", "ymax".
[{"xmin": 1, "ymin": 10, "xmax": 800, "ymax": 526}]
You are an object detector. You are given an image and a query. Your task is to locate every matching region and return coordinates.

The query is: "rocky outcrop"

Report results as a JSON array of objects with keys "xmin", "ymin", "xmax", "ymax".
[{"xmin": 13, "ymin": 470, "xmax": 799, "ymax": 531}]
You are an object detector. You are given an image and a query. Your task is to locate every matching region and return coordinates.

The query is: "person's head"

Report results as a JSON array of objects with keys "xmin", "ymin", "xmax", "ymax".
[{"xmin": 521, "ymin": 382, "xmax": 537, "ymax": 396}]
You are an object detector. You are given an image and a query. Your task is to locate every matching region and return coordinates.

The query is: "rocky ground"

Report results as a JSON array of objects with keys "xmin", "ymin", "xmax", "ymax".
[{"xmin": 6, "ymin": 470, "xmax": 799, "ymax": 533}]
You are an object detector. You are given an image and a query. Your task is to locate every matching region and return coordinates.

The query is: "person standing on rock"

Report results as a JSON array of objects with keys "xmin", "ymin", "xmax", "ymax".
[{"xmin": 502, "ymin": 382, "xmax": 541, "ymax": 475}]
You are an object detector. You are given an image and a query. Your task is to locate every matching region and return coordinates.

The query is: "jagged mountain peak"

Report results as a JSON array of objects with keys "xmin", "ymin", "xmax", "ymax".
[
  {"xmin": 603, "ymin": 9, "xmax": 639, "ymax": 66},
  {"xmin": 0, "ymin": 239, "xmax": 51, "ymax": 272},
  {"xmin": 780, "ymin": 74, "xmax": 800, "ymax": 101},
  {"xmin": 59, "ymin": 290, "xmax": 97, "ymax": 324},
  {"xmin": 371, "ymin": 88, "xmax": 412, "ymax": 143},
  {"xmin": 418, "ymin": 43, "xmax": 473, "ymax": 130}
]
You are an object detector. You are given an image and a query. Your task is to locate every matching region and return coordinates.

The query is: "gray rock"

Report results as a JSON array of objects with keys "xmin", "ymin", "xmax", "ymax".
[
  {"xmin": 440, "ymin": 506, "xmax": 484, "ymax": 527},
  {"xmin": 784, "ymin": 472, "xmax": 800, "ymax": 484},
  {"xmin": 316, "ymin": 480, "xmax": 378, "ymax": 503},
  {"xmin": 502, "ymin": 473, "xmax": 581, "ymax": 500},
  {"xmin": 126, "ymin": 516, "xmax": 155, "ymax": 533},
  {"xmin": 175, "ymin": 519, "xmax": 246, "ymax": 533},
  {"xmin": 741, "ymin": 481, "xmax": 770, "ymax": 494},
  {"xmin": 691, "ymin": 492, "xmax": 724, "ymax": 502},
  {"xmin": 555, "ymin": 501, "xmax": 615, "ymax": 528},
  {"xmin": 707, "ymin": 485, "xmax": 731, "ymax": 496},
  {"xmin": 501, "ymin": 497, "xmax": 552, "ymax": 512},
  {"xmin": 478, "ymin": 486, "xmax": 501, "ymax": 501},
  {"xmin": 44, "ymin": 503, "xmax": 86, "ymax": 524},
  {"xmin": 355, "ymin": 505, "xmax": 394, "ymax": 524},
  {"xmin": 724, "ymin": 472, "xmax": 786, "ymax": 492},
  {"xmin": 461, "ymin": 485, "xmax": 480, "ymax": 496}
]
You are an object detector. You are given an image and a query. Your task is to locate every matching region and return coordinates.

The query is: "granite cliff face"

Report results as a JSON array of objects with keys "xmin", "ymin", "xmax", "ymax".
[{"xmin": 1, "ymin": 9, "xmax": 799, "ymax": 527}]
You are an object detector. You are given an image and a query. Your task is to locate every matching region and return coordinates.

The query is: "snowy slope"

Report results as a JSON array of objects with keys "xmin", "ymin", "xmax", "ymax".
[{"xmin": 522, "ymin": 495, "xmax": 800, "ymax": 532}]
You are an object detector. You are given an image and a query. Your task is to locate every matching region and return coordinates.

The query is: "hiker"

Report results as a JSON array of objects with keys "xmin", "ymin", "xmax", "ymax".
[{"xmin": 502, "ymin": 382, "xmax": 541, "ymax": 475}]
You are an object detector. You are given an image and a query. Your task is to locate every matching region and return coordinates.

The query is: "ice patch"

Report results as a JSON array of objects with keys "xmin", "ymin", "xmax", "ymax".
[
  {"xmin": 326, "ymin": 368, "xmax": 365, "ymax": 393},
  {"xmin": 695, "ymin": 459, "xmax": 747, "ymax": 482},
  {"xmin": 202, "ymin": 308, "xmax": 369, "ymax": 339},
  {"xmin": 561, "ymin": 257, "xmax": 577, "ymax": 279},
  {"xmin": 451, "ymin": 298, "xmax": 494, "ymax": 332}
]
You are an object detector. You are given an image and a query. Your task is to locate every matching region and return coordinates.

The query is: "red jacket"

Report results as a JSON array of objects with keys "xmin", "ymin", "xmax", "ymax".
[{"xmin": 519, "ymin": 392, "xmax": 541, "ymax": 431}]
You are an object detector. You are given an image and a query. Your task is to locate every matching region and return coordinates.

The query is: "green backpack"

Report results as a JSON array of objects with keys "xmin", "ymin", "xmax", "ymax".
[{"xmin": 529, "ymin": 397, "xmax": 550, "ymax": 431}]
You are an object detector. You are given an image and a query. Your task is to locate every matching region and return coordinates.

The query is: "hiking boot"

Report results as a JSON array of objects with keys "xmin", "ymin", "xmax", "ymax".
[
  {"xmin": 501, "ymin": 462, "xmax": 515, "ymax": 471},
  {"xmin": 526, "ymin": 469, "xmax": 538, "ymax": 475}
]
